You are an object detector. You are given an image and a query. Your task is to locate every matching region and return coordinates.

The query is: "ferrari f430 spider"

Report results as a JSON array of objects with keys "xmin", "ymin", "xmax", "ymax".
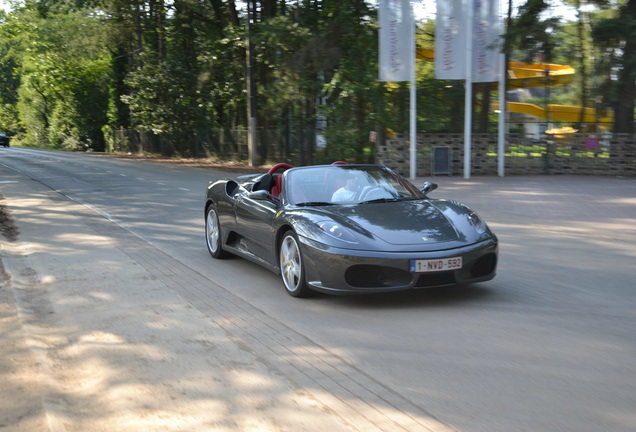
[{"xmin": 205, "ymin": 163, "xmax": 498, "ymax": 297}]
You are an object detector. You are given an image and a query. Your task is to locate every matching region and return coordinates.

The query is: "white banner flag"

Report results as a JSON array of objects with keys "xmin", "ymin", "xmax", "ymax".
[
  {"xmin": 379, "ymin": 0, "xmax": 413, "ymax": 82},
  {"xmin": 472, "ymin": 0, "xmax": 501, "ymax": 83},
  {"xmin": 436, "ymin": 0, "xmax": 501, "ymax": 81},
  {"xmin": 435, "ymin": 0, "xmax": 467, "ymax": 80}
]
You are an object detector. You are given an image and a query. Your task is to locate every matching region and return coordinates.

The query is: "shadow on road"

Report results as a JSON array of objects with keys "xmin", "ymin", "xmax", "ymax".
[{"xmin": 314, "ymin": 284, "xmax": 497, "ymax": 310}]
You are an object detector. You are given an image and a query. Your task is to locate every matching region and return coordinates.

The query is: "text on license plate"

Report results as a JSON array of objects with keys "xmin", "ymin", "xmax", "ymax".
[{"xmin": 410, "ymin": 257, "xmax": 462, "ymax": 273}]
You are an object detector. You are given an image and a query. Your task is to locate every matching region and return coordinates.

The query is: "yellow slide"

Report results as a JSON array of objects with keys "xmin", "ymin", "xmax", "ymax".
[
  {"xmin": 416, "ymin": 48, "xmax": 613, "ymax": 126},
  {"xmin": 499, "ymin": 102, "xmax": 614, "ymax": 124},
  {"xmin": 417, "ymin": 48, "xmax": 575, "ymax": 89}
]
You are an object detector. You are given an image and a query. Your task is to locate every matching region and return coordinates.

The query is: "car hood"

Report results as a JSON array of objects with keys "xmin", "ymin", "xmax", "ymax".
[
  {"xmin": 330, "ymin": 199, "xmax": 462, "ymax": 245},
  {"xmin": 287, "ymin": 198, "xmax": 491, "ymax": 252}
]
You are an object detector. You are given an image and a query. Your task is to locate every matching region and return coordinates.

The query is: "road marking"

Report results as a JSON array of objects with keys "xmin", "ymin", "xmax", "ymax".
[
  {"xmin": 179, "ymin": 188, "xmax": 189, "ymax": 191},
  {"xmin": 0, "ymin": 181, "xmax": 19, "ymax": 184}
]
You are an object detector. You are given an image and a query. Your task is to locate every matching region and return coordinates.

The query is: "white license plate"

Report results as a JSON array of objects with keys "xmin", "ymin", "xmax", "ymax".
[{"xmin": 410, "ymin": 257, "xmax": 462, "ymax": 273}]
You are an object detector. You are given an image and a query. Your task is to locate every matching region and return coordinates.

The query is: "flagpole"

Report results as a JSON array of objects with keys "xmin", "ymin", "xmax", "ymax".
[
  {"xmin": 464, "ymin": 0, "xmax": 474, "ymax": 180},
  {"xmin": 498, "ymin": 51, "xmax": 506, "ymax": 177},
  {"xmin": 409, "ymin": 3, "xmax": 417, "ymax": 180}
]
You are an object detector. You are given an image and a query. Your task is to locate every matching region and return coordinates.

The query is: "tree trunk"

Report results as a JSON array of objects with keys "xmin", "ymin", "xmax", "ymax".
[
  {"xmin": 478, "ymin": 83, "xmax": 492, "ymax": 133},
  {"xmin": 576, "ymin": 0, "xmax": 588, "ymax": 128}
]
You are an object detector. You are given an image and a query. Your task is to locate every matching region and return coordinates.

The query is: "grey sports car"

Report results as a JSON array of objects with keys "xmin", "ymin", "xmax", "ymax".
[{"xmin": 204, "ymin": 162, "xmax": 498, "ymax": 297}]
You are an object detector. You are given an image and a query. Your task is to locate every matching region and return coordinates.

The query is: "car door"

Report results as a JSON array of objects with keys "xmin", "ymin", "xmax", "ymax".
[{"xmin": 234, "ymin": 190, "xmax": 279, "ymax": 264}]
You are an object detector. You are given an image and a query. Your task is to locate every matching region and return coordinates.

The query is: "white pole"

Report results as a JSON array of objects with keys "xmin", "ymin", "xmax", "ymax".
[
  {"xmin": 409, "ymin": 9, "xmax": 417, "ymax": 180},
  {"xmin": 464, "ymin": 0, "xmax": 474, "ymax": 180},
  {"xmin": 498, "ymin": 52, "xmax": 505, "ymax": 177}
]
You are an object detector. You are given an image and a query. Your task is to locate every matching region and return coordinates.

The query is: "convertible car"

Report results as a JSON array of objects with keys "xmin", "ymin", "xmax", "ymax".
[{"xmin": 204, "ymin": 163, "xmax": 498, "ymax": 297}]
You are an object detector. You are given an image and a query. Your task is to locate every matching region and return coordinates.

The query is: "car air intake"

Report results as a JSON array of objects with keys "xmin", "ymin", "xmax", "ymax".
[
  {"xmin": 415, "ymin": 271, "xmax": 456, "ymax": 288},
  {"xmin": 469, "ymin": 253, "xmax": 497, "ymax": 278},
  {"xmin": 345, "ymin": 265, "xmax": 412, "ymax": 288}
]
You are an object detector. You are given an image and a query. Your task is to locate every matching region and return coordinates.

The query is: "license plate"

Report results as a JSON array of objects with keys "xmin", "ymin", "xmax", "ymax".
[{"xmin": 410, "ymin": 257, "xmax": 462, "ymax": 273}]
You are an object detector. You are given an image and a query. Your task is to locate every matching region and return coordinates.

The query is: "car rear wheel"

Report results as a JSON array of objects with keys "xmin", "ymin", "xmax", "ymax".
[
  {"xmin": 206, "ymin": 205, "xmax": 227, "ymax": 259},
  {"xmin": 279, "ymin": 232, "xmax": 311, "ymax": 297}
]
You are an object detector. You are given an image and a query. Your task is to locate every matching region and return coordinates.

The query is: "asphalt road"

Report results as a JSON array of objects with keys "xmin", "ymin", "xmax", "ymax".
[{"xmin": 1, "ymin": 147, "xmax": 635, "ymax": 432}]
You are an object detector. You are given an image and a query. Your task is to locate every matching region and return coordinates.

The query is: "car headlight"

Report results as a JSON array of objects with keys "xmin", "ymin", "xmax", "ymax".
[
  {"xmin": 467, "ymin": 212, "xmax": 489, "ymax": 235},
  {"xmin": 317, "ymin": 221, "xmax": 359, "ymax": 243}
]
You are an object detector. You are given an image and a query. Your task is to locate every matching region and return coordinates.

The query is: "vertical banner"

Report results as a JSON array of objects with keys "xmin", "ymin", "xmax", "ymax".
[
  {"xmin": 472, "ymin": 0, "xmax": 502, "ymax": 83},
  {"xmin": 435, "ymin": 0, "xmax": 501, "ymax": 81},
  {"xmin": 379, "ymin": 0, "xmax": 413, "ymax": 82},
  {"xmin": 435, "ymin": 0, "xmax": 467, "ymax": 80}
]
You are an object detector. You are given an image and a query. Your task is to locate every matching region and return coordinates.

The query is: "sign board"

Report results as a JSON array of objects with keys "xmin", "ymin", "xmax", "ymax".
[
  {"xmin": 585, "ymin": 137, "xmax": 599, "ymax": 151},
  {"xmin": 316, "ymin": 134, "xmax": 327, "ymax": 150}
]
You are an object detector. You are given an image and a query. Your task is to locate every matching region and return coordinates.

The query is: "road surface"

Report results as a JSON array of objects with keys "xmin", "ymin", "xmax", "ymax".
[{"xmin": 1, "ymin": 147, "xmax": 635, "ymax": 432}]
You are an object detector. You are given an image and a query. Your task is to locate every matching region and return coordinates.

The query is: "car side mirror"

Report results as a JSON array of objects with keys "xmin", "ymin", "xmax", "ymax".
[
  {"xmin": 420, "ymin": 181, "xmax": 438, "ymax": 196},
  {"xmin": 248, "ymin": 190, "xmax": 281, "ymax": 203},
  {"xmin": 248, "ymin": 190, "xmax": 271, "ymax": 200}
]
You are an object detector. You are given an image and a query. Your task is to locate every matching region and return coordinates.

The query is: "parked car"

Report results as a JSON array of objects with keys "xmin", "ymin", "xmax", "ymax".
[
  {"xmin": 204, "ymin": 163, "xmax": 498, "ymax": 297},
  {"xmin": 0, "ymin": 133, "xmax": 10, "ymax": 147}
]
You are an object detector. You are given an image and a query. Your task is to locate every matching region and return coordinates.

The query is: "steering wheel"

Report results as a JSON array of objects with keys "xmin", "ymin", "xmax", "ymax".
[
  {"xmin": 268, "ymin": 163, "xmax": 293, "ymax": 175},
  {"xmin": 359, "ymin": 186, "xmax": 388, "ymax": 201}
]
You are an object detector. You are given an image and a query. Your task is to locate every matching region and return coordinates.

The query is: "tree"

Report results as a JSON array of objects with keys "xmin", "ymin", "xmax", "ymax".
[
  {"xmin": 1, "ymin": 5, "xmax": 111, "ymax": 149},
  {"xmin": 504, "ymin": 0, "xmax": 562, "ymax": 64},
  {"xmin": 593, "ymin": 0, "xmax": 636, "ymax": 133},
  {"xmin": 0, "ymin": 12, "xmax": 21, "ymax": 133}
]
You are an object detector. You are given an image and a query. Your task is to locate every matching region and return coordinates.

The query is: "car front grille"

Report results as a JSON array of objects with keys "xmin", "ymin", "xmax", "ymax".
[
  {"xmin": 344, "ymin": 265, "xmax": 412, "ymax": 289},
  {"xmin": 415, "ymin": 271, "xmax": 456, "ymax": 288}
]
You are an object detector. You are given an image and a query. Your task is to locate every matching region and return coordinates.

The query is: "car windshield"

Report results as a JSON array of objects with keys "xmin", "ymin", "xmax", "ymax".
[{"xmin": 285, "ymin": 165, "xmax": 424, "ymax": 205}]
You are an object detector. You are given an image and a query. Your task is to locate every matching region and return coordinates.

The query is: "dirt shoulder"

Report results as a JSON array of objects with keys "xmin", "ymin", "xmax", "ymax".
[
  {"xmin": 0, "ymin": 195, "xmax": 19, "ymax": 243},
  {"xmin": 93, "ymin": 151, "xmax": 270, "ymax": 174}
]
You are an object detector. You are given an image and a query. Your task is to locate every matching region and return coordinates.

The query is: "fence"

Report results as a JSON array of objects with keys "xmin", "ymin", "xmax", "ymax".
[
  {"xmin": 376, "ymin": 133, "xmax": 636, "ymax": 177},
  {"xmin": 108, "ymin": 127, "xmax": 636, "ymax": 177},
  {"xmin": 109, "ymin": 127, "xmax": 317, "ymax": 166}
]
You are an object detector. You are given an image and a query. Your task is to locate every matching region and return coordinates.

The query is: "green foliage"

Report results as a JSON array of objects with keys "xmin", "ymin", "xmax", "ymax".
[
  {"xmin": 591, "ymin": 0, "xmax": 636, "ymax": 132},
  {"xmin": 505, "ymin": 0, "xmax": 563, "ymax": 63},
  {"xmin": 0, "ymin": 0, "xmax": 633, "ymax": 154},
  {"xmin": 320, "ymin": 5, "xmax": 383, "ymax": 162},
  {"xmin": 1, "ymin": 6, "xmax": 110, "ymax": 149}
]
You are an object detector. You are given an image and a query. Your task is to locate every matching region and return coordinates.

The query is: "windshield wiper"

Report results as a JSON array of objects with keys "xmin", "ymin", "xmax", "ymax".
[
  {"xmin": 295, "ymin": 201, "xmax": 333, "ymax": 207},
  {"xmin": 359, "ymin": 197, "xmax": 403, "ymax": 205}
]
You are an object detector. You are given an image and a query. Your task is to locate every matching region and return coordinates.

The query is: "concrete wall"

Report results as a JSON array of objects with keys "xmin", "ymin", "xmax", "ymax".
[{"xmin": 376, "ymin": 133, "xmax": 636, "ymax": 177}]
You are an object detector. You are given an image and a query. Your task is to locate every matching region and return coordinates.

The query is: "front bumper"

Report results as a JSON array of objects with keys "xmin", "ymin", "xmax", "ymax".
[{"xmin": 299, "ymin": 236, "xmax": 498, "ymax": 295}]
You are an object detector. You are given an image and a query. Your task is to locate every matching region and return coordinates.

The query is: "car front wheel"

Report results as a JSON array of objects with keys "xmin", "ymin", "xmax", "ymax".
[
  {"xmin": 279, "ymin": 232, "xmax": 311, "ymax": 297},
  {"xmin": 206, "ymin": 205, "xmax": 227, "ymax": 259}
]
